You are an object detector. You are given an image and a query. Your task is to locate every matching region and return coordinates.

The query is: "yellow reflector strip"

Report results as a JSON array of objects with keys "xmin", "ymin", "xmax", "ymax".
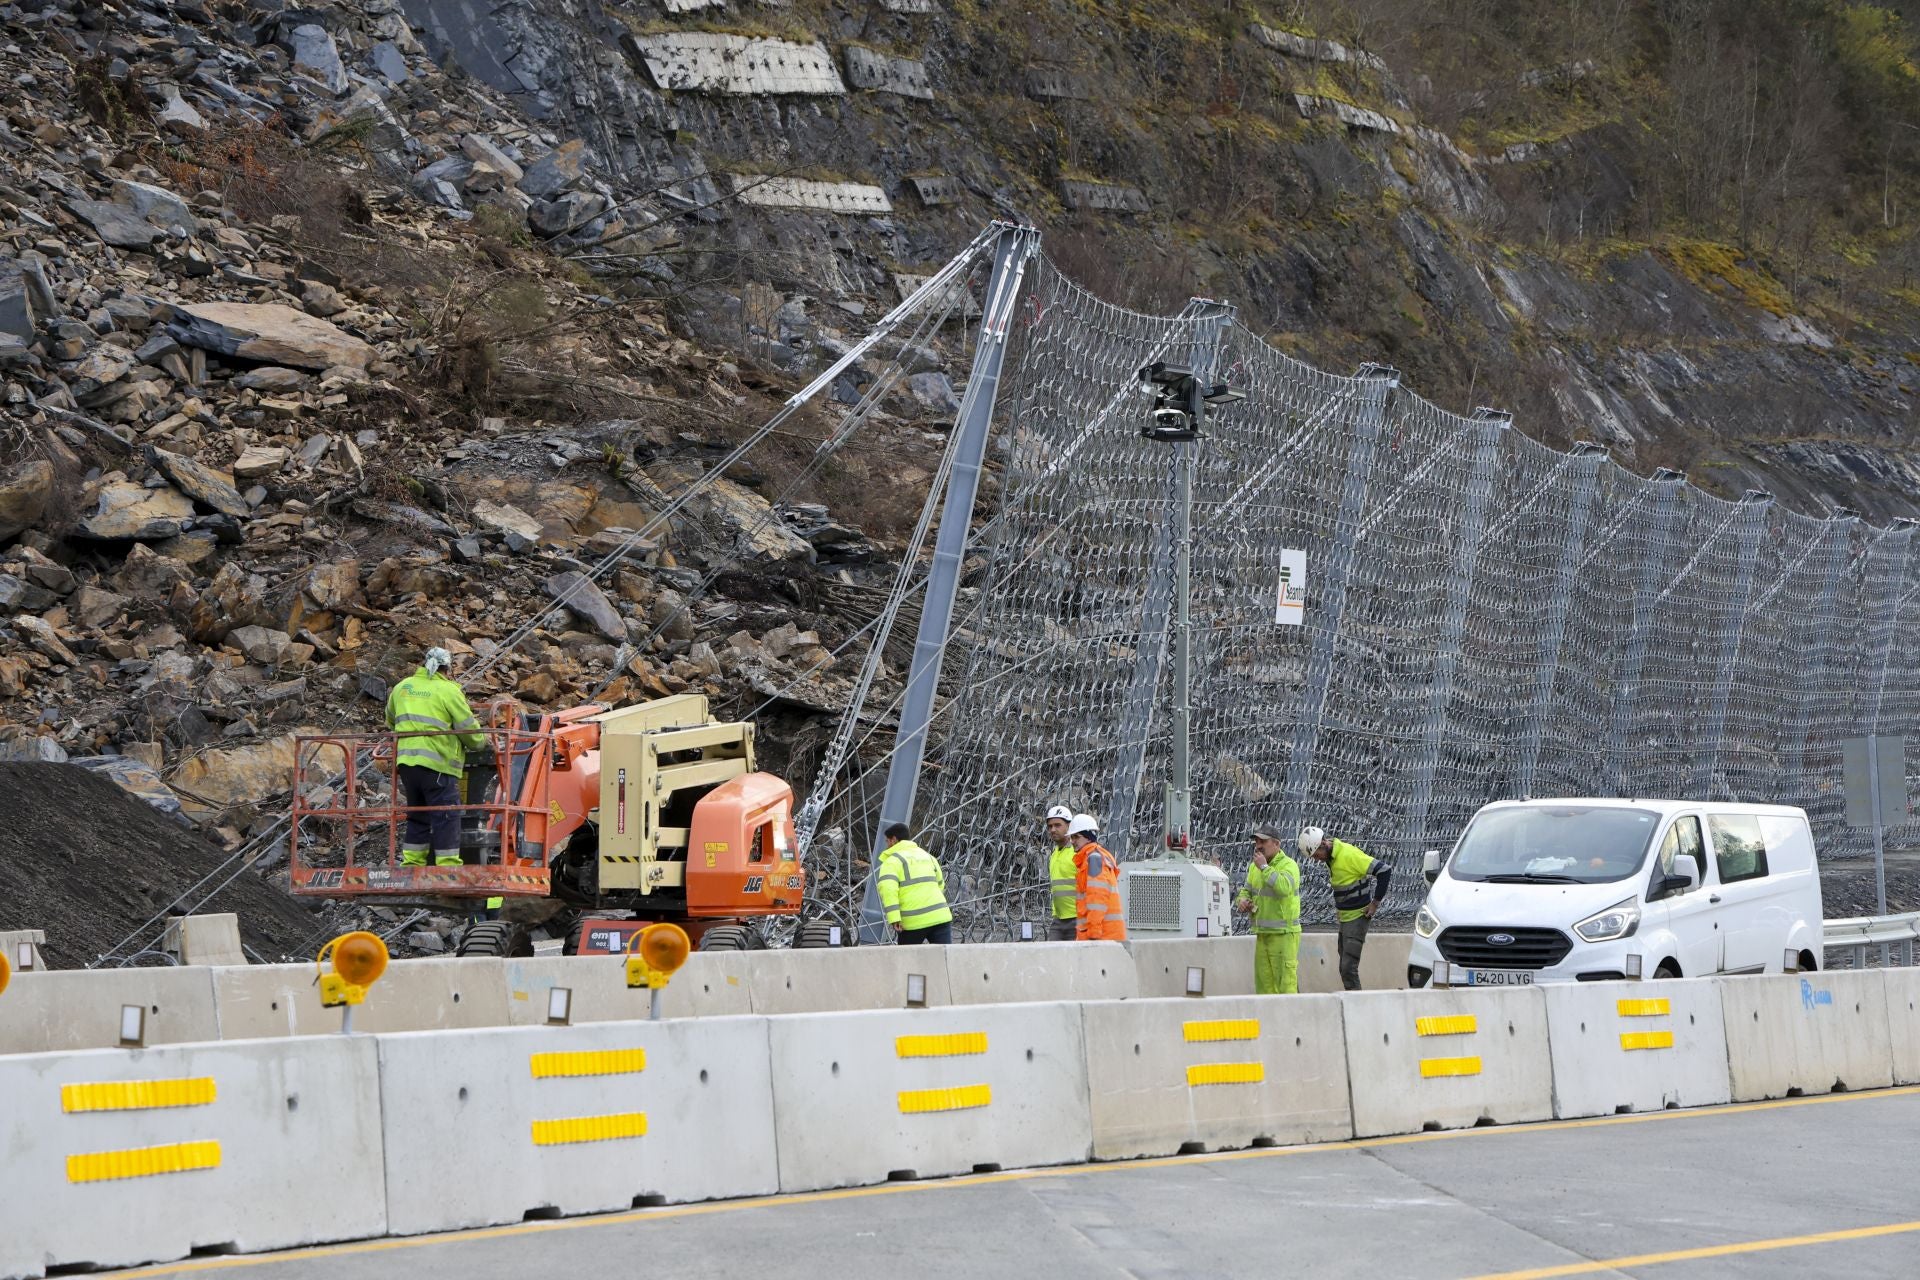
[
  {"xmin": 1183, "ymin": 1019, "xmax": 1260, "ymax": 1043},
  {"xmin": 1616, "ymin": 998, "xmax": 1671, "ymax": 1018},
  {"xmin": 67, "ymin": 1140, "xmax": 221, "ymax": 1183},
  {"xmin": 1419, "ymin": 1056, "xmax": 1483, "ymax": 1078},
  {"xmin": 1620, "ymin": 1031, "xmax": 1675, "ymax": 1051},
  {"xmin": 895, "ymin": 1032, "xmax": 988, "ymax": 1059},
  {"xmin": 529, "ymin": 1049, "xmax": 647, "ymax": 1079},
  {"xmin": 530, "ymin": 1112, "xmax": 648, "ymax": 1146},
  {"xmin": 897, "ymin": 1084, "xmax": 991, "ymax": 1114},
  {"xmin": 62, "ymin": 1078, "xmax": 216, "ymax": 1113},
  {"xmin": 1186, "ymin": 1061, "xmax": 1265, "ymax": 1086},
  {"xmin": 1415, "ymin": 1015, "xmax": 1478, "ymax": 1037}
]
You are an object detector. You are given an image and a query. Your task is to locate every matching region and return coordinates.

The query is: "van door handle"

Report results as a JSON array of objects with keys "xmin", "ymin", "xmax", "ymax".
[{"xmin": 1709, "ymin": 894, "xmax": 1722, "ymax": 904}]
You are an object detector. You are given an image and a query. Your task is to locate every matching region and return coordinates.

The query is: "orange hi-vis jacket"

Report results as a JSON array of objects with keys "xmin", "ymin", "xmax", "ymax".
[{"xmin": 1075, "ymin": 841, "xmax": 1126, "ymax": 941}]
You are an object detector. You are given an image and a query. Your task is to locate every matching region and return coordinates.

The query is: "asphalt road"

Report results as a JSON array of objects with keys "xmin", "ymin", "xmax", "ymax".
[{"xmin": 103, "ymin": 1087, "xmax": 1920, "ymax": 1280}]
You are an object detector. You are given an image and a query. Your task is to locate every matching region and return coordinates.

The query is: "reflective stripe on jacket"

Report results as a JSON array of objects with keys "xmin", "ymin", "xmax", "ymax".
[
  {"xmin": 1075, "ymin": 842, "xmax": 1126, "ymax": 941},
  {"xmin": 1245, "ymin": 855, "xmax": 1302, "ymax": 934},
  {"xmin": 385, "ymin": 667, "xmax": 486, "ymax": 777},
  {"xmin": 877, "ymin": 840, "xmax": 953, "ymax": 930},
  {"xmin": 1048, "ymin": 844, "xmax": 1078, "ymax": 920},
  {"xmin": 1327, "ymin": 839, "xmax": 1377, "ymax": 922}
]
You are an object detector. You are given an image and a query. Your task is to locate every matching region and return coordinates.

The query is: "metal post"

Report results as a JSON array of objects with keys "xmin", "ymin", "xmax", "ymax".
[
  {"xmin": 1404, "ymin": 409, "xmax": 1505, "ymax": 855},
  {"xmin": 1104, "ymin": 467, "xmax": 1174, "ymax": 863},
  {"xmin": 1278, "ymin": 366, "xmax": 1394, "ymax": 838},
  {"xmin": 860, "ymin": 224, "xmax": 1040, "ymax": 941},
  {"xmin": 649, "ymin": 987, "xmax": 662, "ymax": 1022},
  {"xmin": 1865, "ymin": 520, "xmax": 1918, "ymax": 928},
  {"xmin": 1607, "ymin": 469, "xmax": 1687, "ymax": 792},
  {"xmin": 1688, "ymin": 491, "xmax": 1773, "ymax": 799},
  {"xmin": 1514, "ymin": 443, "xmax": 1607, "ymax": 796},
  {"xmin": 1780, "ymin": 511, "xmax": 1857, "ymax": 800},
  {"xmin": 340, "ymin": 1004, "xmax": 355, "ymax": 1036}
]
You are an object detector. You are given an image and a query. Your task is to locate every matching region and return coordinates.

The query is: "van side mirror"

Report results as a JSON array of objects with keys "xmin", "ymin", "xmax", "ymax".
[
  {"xmin": 1657, "ymin": 860, "xmax": 1699, "ymax": 900},
  {"xmin": 1421, "ymin": 849, "xmax": 1442, "ymax": 885}
]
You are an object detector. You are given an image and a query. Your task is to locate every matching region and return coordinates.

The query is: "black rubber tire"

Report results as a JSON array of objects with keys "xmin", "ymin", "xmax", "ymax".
[
  {"xmin": 794, "ymin": 920, "xmax": 840, "ymax": 949},
  {"xmin": 457, "ymin": 921, "xmax": 533, "ymax": 958},
  {"xmin": 698, "ymin": 924, "xmax": 749, "ymax": 952},
  {"xmin": 1654, "ymin": 961, "xmax": 1681, "ymax": 980}
]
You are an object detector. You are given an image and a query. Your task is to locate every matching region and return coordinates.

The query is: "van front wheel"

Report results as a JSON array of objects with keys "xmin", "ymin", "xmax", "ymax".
[{"xmin": 1654, "ymin": 961, "xmax": 1681, "ymax": 980}]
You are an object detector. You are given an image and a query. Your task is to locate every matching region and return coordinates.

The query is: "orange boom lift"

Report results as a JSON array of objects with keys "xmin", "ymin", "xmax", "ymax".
[{"xmin": 289, "ymin": 694, "xmax": 814, "ymax": 956}]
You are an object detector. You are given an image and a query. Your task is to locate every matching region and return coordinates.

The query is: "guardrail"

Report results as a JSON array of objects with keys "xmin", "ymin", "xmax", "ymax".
[{"xmin": 1824, "ymin": 913, "xmax": 1920, "ymax": 968}]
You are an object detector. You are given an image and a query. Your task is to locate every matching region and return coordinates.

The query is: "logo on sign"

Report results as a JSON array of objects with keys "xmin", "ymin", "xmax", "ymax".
[
  {"xmin": 1486, "ymin": 932, "xmax": 1515, "ymax": 946},
  {"xmin": 744, "ymin": 876, "xmax": 764, "ymax": 894},
  {"xmin": 309, "ymin": 869, "xmax": 344, "ymax": 888}
]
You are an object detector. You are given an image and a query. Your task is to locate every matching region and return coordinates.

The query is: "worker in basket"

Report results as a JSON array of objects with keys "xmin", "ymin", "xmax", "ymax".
[{"xmin": 385, "ymin": 646, "xmax": 487, "ymax": 869}]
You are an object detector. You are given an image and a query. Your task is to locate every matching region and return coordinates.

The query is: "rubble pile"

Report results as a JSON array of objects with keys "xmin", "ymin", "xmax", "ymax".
[{"xmin": 0, "ymin": 0, "xmax": 950, "ymax": 957}]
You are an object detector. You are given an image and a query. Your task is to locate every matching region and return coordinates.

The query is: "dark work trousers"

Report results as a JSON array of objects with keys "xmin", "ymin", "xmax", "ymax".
[
  {"xmin": 899, "ymin": 921, "xmax": 953, "ymax": 945},
  {"xmin": 1337, "ymin": 915, "xmax": 1371, "ymax": 990},
  {"xmin": 1047, "ymin": 918, "xmax": 1078, "ymax": 941},
  {"xmin": 397, "ymin": 764, "xmax": 461, "ymax": 854}
]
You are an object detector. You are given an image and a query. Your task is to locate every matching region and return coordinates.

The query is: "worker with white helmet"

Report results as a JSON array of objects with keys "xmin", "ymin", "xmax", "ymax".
[
  {"xmin": 385, "ymin": 645, "xmax": 487, "ymax": 869},
  {"xmin": 1044, "ymin": 804, "xmax": 1078, "ymax": 940},
  {"xmin": 1300, "ymin": 825, "xmax": 1389, "ymax": 990},
  {"xmin": 1068, "ymin": 813, "xmax": 1126, "ymax": 941}
]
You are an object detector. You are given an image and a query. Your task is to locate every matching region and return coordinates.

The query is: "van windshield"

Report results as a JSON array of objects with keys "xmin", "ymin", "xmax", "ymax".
[{"xmin": 1448, "ymin": 806, "xmax": 1660, "ymax": 884}]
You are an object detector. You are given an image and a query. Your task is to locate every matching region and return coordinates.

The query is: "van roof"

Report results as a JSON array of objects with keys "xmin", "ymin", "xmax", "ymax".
[{"xmin": 1478, "ymin": 797, "xmax": 1810, "ymax": 820}]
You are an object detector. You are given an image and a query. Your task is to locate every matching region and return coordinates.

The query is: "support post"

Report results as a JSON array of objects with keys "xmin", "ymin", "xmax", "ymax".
[
  {"xmin": 1607, "ymin": 470, "xmax": 1689, "ymax": 792},
  {"xmin": 860, "ymin": 224, "xmax": 1040, "ymax": 940},
  {"xmin": 1103, "ymin": 468, "xmax": 1175, "ymax": 863},
  {"xmin": 1863, "ymin": 519, "xmax": 1918, "ymax": 918},
  {"xmin": 1779, "ymin": 510, "xmax": 1858, "ymax": 798},
  {"xmin": 1404, "ymin": 409, "xmax": 1507, "ymax": 856},
  {"xmin": 1278, "ymin": 366, "xmax": 1395, "ymax": 838},
  {"xmin": 1513, "ymin": 443, "xmax": 1607, "ymax": 796},
  {"xmin": 1687, "ymin": 490, "xmax": 1773, "ymax": 798}
]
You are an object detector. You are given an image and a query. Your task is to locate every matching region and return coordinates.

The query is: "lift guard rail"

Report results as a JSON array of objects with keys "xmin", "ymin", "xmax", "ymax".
[{"xmin": 1823, "ymin": 912, "xmax": 1920, "ymax": 968}]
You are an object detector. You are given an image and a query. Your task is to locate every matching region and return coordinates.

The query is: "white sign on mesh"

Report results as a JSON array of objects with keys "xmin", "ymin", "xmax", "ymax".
[
  {"xmin": 630, "ymin": 33, "xmax": 845, "ymax": 96},
  {"xmin": 1275, "ymin": 548, "xmax": 1307, "ymax": 627},
  {"xmin": 730, "ymin": 175, "xmax": 893, "ymax": 214}
]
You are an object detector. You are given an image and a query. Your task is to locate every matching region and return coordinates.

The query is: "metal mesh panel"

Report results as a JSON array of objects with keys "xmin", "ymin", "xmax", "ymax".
[{"xmin": 804, "ymin": 254, "xmax": 1920, "ymax": 937}]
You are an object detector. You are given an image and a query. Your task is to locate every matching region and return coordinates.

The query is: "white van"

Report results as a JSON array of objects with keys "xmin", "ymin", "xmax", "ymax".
[{"xmin": 1407, "ymin": 798, "xmax": 1824, "ymax": 987}]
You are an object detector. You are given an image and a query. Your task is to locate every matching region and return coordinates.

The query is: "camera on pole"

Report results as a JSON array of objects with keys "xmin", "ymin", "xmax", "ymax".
[{"xmin": 1138, "ymin": 361, "xmax": 1242, "ymax": 443}]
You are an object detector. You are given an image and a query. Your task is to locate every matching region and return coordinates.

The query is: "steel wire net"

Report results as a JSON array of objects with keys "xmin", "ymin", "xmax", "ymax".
[{"xmin": 818, "ymin": 254, "xmax": 1918, "ymax": 935}]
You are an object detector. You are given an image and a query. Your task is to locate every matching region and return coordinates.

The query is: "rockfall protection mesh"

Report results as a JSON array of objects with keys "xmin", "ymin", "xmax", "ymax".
[{"xmin": 806, "ymin": 254, "xmax": 1917, "ymax": 939}]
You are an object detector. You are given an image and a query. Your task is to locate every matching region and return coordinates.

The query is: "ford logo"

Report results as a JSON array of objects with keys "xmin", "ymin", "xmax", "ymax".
[{"xmin": 1486, "ymin": 932, "xmax": 1516, "ymax": 945}]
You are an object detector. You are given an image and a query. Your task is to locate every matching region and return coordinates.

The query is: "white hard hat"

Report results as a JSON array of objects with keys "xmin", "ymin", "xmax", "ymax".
[
  {"xmin": 1067, "ymin": 813, "xmax": 1099, "ymax": 838},
  {"xmin": 1045, "ymin": 805, "xmax": 1073, "ymax": 822},
  {"xmin": 425, "ymin": 646, "xmax": 453, "ymax": 673},
  {"xmin": 1297, "ymin": 826, "xmax": 1326, "ymax": 856}
]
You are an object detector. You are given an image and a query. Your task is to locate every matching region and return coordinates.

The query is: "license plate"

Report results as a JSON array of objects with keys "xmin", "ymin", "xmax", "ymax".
[{"xmin": 1460, "ymin": 968, "xmax": 1534, "ymax": 986}]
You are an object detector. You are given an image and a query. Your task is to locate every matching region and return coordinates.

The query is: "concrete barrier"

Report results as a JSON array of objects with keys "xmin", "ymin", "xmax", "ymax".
[
  {"xmin": 0, "ymin": 929, "xmax": 48, "ymax": 973},
  {"xmin": 1544, "ymin": 979, "xmax": 1731, "ymax": 1118},
  {"xmin": 745, "ymin": 945, "xmax": 954, "ymax": 1015},
  {"xmin": 0, "ymin": 1036, "xmax": 385, "ymax": 1279},
  {"xmin": 1340, "ymin": 986, "xmax": 1554, "ymax": 1137},
  {"xmin": 162, "ymin": 914, "xmax": 247, "ymax": 966},
  {"xmin": 767, "ymin": 1001, "xmax": 1091, "ymax": 1192},
  {"xmin": 944, "ymin": 941, "xmax": 1136, "ymax": 1004},
  {"xmin": 210, "ymin": 958, "xmax": 514, "ymax": 1038},
  {"xmin": 1885, "ymin": 968, "xmax": 1920, "ymax": 1086},
  {"xmin": 0, "ymin": 968, "xmax": 220, "ymax": 1056},
  {"xmin": 376, "ymin": 1016, "xmax": 778, "ymax": 1235},
  {"xmin": 1718, "ymin": 970, "xmax": 1894, "ymax": 1100},
  {"xmin": 1079, "ymin": 995, "xmax": 1351, "ymax": 1159},
  {"xmin": 1299, "ymin": 930, "xmax": 1412, "ymax": 993},
  {"xmin": 501, "ymin": 953, "xmax": 756, "ymax": 1025},
  {"xmin": 1127, "ymin": 937, "xmax": 1254, "ymax": 998}
]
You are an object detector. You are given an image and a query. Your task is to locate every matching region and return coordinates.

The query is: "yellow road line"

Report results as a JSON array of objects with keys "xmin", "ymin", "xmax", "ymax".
[
  {"xmin": 94, "ymin": 1084, "xmax": 1920, "ymax": 1279},
  {"xmin": 1467, "ymin": 1217, "xmax": 1920, "ymax": 1279}
]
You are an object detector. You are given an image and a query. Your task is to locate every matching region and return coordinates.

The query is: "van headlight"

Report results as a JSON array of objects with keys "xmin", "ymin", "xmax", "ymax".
[
  {"xmin": 1414, "ymin": 905, "xmax": 1440, "ymax": 938},
  {"xmin": 1573, "ymin": 898, "xmax": 1641, "ymax": 943}
]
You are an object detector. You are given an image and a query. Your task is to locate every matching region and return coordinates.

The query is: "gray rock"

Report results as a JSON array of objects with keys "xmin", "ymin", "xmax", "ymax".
[
  {"xmin": 170, "ymin": 302, "xmax": 376, "ymax": 370},
  {"xmin": 0, "ymin": 573, "xmax": 57, "ymax": 613},
  {"xmin": 154, "ymin": 83, "xmax": 207, "ymax": 133},
  {"xmin": 545, "ymin": 570, "xmax": 624, "ymax": 641},
  {"xmin": 288, "ymin": 24, "xmax": 349, "ymax": 95},
  {"xmin": 0, "ymin": 259, "xmax": 36, "ymax": 342},
  {"xmin": 110, "ymin": 180, "xmax": 198, "ymax": 230},
  {"xmin": 451, "ymin": 536, "xmax": 484, "ymax": 563},
  {"xmin": 228, "ymin": 623, "xmax": 294, "ymax": 665},
  {"xmin": 407, "ymin": 930, "xmax": 448, "ymax": 954},
  {"xmin": 296, "ymin": 434, "xmax": 333, "ymax": 467},
  {"xmin": 75, "ymin": 480, "xmax": 196, "ymax": 541},
  {"xmin": 65, "ymin": 198, "xmax": 162, "ymax": 249},
  {"xmin": 369, "ymin": 40, "xmax": 410, "ymax": 83},
  {"xmin": 461, "ymin": 134, "xmax": 524, "ymax": 185},
  {"xmin": 0, "ymin": 736, "xmax": 68, "ymax": 763},
  {"xmin": 234, "ymin": 365, "xmax": 308, "ymax": 391},
  {"xmin": 529, "ymin": 190, "xmax": 605, "ymax": 237},
  {"xmin": 519, "ymin": 139, "xmax": 586, "ymax": 198},
  {"xmin": 906, "ymin": 371, "xmax": 961, "ymax": 415},
  {"xmin": 0, "ymin": 460, "xmax": 54, "ymax": 542},
  {"xmin": 146, "ymin": 446, "xmax": 250, "ymax": 518}
]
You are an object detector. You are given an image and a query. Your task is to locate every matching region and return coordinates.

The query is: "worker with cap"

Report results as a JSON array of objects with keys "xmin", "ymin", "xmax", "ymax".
[
  {"xmin": 385, "ymin": 646, "xmax": 487, "ymax": 869},
  {"xmin": 1235, "ymin": 826, "xmax": 1301, "ymax": 994},
  {"xmin": 1068, "ymin": 814, "xmax": 1126, "ymax": 941},
  {"xmin": 1044, "ymin": 804, "xmax": 1078, "ymax": 940},
  {"xmin": 1301, "ymin": 826, "xmax": 1389, "ymax": 990},
  {"xmin": 877, "ymin": 821, "xmax": 953, "ymax": 944}
]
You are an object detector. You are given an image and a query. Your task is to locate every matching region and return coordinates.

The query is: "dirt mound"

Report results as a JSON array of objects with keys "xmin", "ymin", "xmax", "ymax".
[{"xmin": 0, "ymin": 763, "xmax": 323, "ymax": 968}]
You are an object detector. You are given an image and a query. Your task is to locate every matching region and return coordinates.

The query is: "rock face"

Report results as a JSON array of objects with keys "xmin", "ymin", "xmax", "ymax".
[{"xmin": 170, "ymin": 303, "xmax": 376, "ymax": 370}]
